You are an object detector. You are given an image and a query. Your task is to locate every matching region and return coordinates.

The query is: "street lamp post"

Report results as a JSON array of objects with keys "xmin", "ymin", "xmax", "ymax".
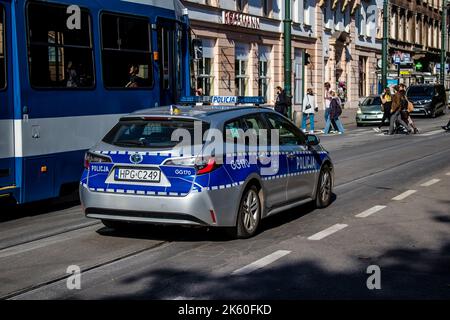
[
  {"xmin": 381, "ymin": 0, "xmax": 389, "ymax": 90},
  {"xmin": 284, "ymin": 0, "xmax": 292, "ymax": 119},
  {"xmin": 440, "ymin": 0, "xmax": 447, "ymax": 86}
]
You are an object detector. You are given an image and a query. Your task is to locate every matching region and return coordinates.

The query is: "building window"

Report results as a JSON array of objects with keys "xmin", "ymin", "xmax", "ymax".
[
  {"xmin": 195, "ymin": 39, "xmax": 214, "ymax": 96},
  {"xmin": 359, "ymin": 56, "xmax": 367, "ymax": 97},
  {"xmin": 294, "ymin": 49, "xmax": 303, "ymax": 105},
  {"xmin": 0, "ymin": 5, "xmax": 5, "ymax": 89},
  {"xmin": 304, "ymin": 0, "xmax": 311, "ymax": 26},
  {"xmin": 262, "ymin": 0, "xmax": 270, "ymax": 17},
  {"xmin": 27, "ymin": 2, "xmax": 94, "ymax": 88},
  {"xmin": 236, "ymin": 0, "xmax": 244, "ymax": 12},
  {"xmin": 235, "ymin": 43, "xmax": 249, "ymax": 96},
  {"xmin": 258, "ymin": 46, "xmax": 271, "ymax": 101},
  {"xmin": 101, "ymin": 13, "xmax": 152, "ymax": 89}
]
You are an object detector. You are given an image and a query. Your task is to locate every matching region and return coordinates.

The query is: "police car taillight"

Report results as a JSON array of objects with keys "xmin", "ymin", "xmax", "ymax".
[
  {"xmin": 84, "ymin": 152, "xmax": 111, "ymax": 169},
  {"xmin": 163, "ymin": 156, "xmax": 219, "ymax": 175},
  {"xmin": 195, "ymin": 157, "xmax": 219, "ymax": 175}
]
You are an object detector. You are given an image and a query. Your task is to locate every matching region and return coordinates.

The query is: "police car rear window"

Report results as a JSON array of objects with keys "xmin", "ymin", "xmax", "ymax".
[{"xmin": 103, "ymin": 119, "xmax": 210, "ymax": 149}]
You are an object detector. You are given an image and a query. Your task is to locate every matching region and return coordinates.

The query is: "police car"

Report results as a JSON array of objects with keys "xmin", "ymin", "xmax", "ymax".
[{"xmin": 80, "ymin": 97, "xmax": 334, "ymax": 238}]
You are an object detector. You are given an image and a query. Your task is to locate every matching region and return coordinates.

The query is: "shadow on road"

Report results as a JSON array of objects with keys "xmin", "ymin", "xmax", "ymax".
[
  {"xmin": 95, "ymin": 194, "xmax": 338, "ymax": 243},
  {"xmin": 97, "ymin": 239, "xmax": 450, "ymax": 300},
  {"xmin": 0, "ymin": 192, "xmax": 80, "ymax": 223}
]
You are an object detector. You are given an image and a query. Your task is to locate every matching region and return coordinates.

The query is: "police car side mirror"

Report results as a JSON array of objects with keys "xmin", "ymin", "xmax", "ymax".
[{"xmin": 306, "ymin": 134, "xmax": 320, "ymax": 146}]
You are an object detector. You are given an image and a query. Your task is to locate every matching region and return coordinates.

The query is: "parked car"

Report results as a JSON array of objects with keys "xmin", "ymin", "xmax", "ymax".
[
  {"xmin": 356, "ymin": 96, "xmax": 384, "ymax": 127},
  {"xmin": 406, "ymin": 84, "xmax": 447, "ymax": 118},
  {"xmin": 80, "ymin": 105, "xmax": 334, "ymax": 238}
]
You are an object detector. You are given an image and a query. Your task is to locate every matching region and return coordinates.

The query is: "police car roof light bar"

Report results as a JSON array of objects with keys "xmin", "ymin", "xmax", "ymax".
[{"xmin": 178, "ymin": 96, "xmax": 266, "ymax": 105}]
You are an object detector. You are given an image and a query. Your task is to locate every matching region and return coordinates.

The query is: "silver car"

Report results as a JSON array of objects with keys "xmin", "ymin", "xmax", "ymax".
[
  {"xmin": 356, "ymin": 96, "xmax": 384, "ymax": 126},
  {"xmin": 80, "ymin": 105, "xmax": 334, "ymax": 238}
]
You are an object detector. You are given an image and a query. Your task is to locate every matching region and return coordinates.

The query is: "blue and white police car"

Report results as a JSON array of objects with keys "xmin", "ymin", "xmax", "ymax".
[{"xmin": 80, "ymin": 98, "xmax": 334, "ymax": 238}]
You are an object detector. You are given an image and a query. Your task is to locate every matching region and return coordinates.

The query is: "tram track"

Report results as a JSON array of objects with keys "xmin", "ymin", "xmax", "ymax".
[{"xmin": 1, "ymin": 126, "xmax": 449, "ymax": 300}]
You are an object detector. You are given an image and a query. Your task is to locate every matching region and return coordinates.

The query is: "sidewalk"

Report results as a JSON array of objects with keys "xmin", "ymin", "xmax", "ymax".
[{"xmin": 292, "ymin": 108, "xmax": 357, "ymax": 130}]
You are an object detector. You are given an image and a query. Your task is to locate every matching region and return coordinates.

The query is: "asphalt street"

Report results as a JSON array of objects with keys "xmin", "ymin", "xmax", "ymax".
[{"xmin": 1, "ymin": 114, "xmax": 450, "ymax": 300}]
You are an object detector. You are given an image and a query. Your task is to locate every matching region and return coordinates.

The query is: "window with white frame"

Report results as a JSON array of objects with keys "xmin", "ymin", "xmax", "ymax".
[
  {"xmin": 294, "ymin": 49, "xmax": 303, "ymax": 105},
  {"xmin": 196, "ymin": 39, "xmax": 215, "ymax": 96},
  {"xmin": 235, "ymin": 43, "xmax": 249, "ymax": 96},
  {"xmin": 262, "ymin": 0, "xmax": 270, "ymax": 17},
  {"xmin": 258, "ymin": 46, "xmax": 271, "ymax": 101},
  {"xmin": 236, "ymin": 0, "xmax": 244, "ymax": 11},
  {"xmin": 303, "ymin": 0, "xmax": 310, "ymax": 26},
  {"xmin": 324, "ymin": 1, "xmax": 332, "ymax": 29},
  {"xmin": 359, "ymin": 5, "xmax": 365, "ymax": 36}
]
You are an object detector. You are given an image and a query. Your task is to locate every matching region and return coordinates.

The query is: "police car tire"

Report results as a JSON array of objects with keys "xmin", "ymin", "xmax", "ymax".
[
  {"xmin": 315, "ymin": 165, "xmax": 332, "ymax": 209},
  {"xmin": 234, "ymin": 186, "xmax": 262, "ymax": 239}
]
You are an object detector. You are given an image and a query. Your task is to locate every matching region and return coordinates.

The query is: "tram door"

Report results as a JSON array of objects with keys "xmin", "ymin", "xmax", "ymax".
[
  {"xmin": 0, "ymin": 2, "xmax": 14, "ymax": 189},
  {"xmin": 157, "ymin": 18, "xmax": 182, "ymax": 105}
]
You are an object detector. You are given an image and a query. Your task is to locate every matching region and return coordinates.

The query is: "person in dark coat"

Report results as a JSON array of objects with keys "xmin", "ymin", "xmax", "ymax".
[{"xmin": 275, "ymin": 86, "xmax": 290, "ymax": 116}]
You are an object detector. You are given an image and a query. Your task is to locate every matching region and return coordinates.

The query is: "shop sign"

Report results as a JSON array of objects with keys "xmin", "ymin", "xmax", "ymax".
[{"xmin": 222, "ymin": 11, "xmax": 261, "ymax": 29}]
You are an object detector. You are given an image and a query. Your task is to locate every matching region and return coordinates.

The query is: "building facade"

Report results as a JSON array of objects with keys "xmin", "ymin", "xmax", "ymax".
[
  {"xmin": 387, "ymin": 0, "xmax": 450, "ymax": 86},
  {"xmin": 183, "ymin": 0, "xmax": 448, "ymax": 110}
]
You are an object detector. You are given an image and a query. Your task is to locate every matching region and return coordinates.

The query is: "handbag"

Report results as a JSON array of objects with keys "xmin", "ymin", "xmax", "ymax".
[{"xmin": 305, "ymin": 96, "xmax": 312, "ymax": 111}]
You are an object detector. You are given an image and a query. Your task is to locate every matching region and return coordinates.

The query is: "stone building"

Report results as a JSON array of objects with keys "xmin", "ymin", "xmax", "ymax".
[
  {"xmin": 183, "ymin": 0, "xmax": 448, "ymax": 110},
  {"xmin": 387, "ymin": 0, "xmax": 450, "ymax": 86}
]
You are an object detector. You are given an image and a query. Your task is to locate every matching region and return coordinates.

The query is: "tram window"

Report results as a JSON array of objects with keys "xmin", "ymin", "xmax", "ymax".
[
  {"xmin": 101, "ymin": 13, "xmax": 152, "ymax": 89},
  {"xmin": 27, "ymin": 2, "xmax": 94, "ymax": 88},
  {"xmin": 0, "ymin": 6, "xmax": 5, "ymax": 89}
]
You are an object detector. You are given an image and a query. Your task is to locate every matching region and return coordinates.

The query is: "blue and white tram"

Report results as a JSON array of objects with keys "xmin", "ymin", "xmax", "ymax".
[{"xmin": 0, "ymin": 0, "xmax": 191, "ymax": 203}]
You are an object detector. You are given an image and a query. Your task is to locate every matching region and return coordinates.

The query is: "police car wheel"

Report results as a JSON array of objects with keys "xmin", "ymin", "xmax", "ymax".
[
  {"xmin": 316, "ymin": 166, "xmax": 332, "ymax": 209},
  {"xmin": 235, "ymin": 186, "xmax": 261, "ymax": 239}
]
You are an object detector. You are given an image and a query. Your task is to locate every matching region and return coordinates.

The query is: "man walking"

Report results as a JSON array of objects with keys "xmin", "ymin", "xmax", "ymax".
[
  {"xmin": 323, "ymin": 82, "xmax": 338, "ymax": 132},
  {"xmin": 275, "ymin": 86, "xmax": 289, "ymax": 117},
  {"xmin": 388, "ymin": 84, "xmax": 412, "ymax": 135}
]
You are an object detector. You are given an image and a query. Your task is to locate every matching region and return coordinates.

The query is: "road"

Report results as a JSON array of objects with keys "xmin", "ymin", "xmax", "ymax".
[{"xmin": 1, "ymin": 115, "xmax": 450, "ymax": 300}]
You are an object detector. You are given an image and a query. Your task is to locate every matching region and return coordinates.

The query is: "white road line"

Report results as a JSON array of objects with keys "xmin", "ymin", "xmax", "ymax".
[
  {"xmin": 231, "ymin": 250, "xmax": 291, "ymax": 276},
  {"xmin": 308, "ymin": 224, "xmax": 348, "ymax": 241},
  {"xmin": 392, "ymin": 190, "xmax": 417, "ymax": 201},
  {"xmin": 420, "ymin": 179, "xmax": 441, "ymax": 187},
  {"xmin": 446, "ymin": 172, "xmax": 450, "ymax": 176},
  {"xmin": 173, "ymin": 296, "xmax": 196, "ymax": 300},
  {"xmin": 355, "ymin": 205, "xmax": 387, "ymax": 218},
  {"xmin": 421, "ymin": 129, "xmax": 443, "ymax": 136}
]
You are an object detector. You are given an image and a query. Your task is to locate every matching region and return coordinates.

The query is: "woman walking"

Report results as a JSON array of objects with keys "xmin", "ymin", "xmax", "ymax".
[
  {"xmin": 374, "ymin": 87, "xmax": 392, "ymax": 132},
  {"xmin": 323, "ymin": 90, "xmax": 345, "ymax": 134},
  {"xmin": 302, "ymin": 88, "xmax": 317, "ymax": 134}
]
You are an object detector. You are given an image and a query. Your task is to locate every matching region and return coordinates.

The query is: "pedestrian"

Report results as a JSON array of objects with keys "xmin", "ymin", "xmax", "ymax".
[
  {"xmin": 66, "ymin": 61, "xmax": 79, "ymax": 88},
  {"xmin": 374, "ymin": 87, "xmax": 392, "ymax": 132},
  {"xmin": 323, "ymin": 90, "xmax": 345, "ymax": 134},
  {"xmin": 323, "ymin": 82, "xmax": 339, "ymax": 133},
  {"xmin": 388, "ymin": 84, "xmax": 412, "ymax": 135},
  {"xmin": 302, "ymin": 88, "xmax": 318, "ymax": 134},
  {"xmin": 405, "ymin": 96, "xmax": 419, "ymax": 134},
  {"xmin": 275, "ymin": 86, "xmax": 289, "ymax": 117}
]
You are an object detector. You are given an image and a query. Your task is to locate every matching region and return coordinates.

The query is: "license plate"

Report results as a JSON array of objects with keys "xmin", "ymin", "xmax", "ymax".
[{"xmin": 115, "ymin": 168, "xmax": 161, "ymax": 183}]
